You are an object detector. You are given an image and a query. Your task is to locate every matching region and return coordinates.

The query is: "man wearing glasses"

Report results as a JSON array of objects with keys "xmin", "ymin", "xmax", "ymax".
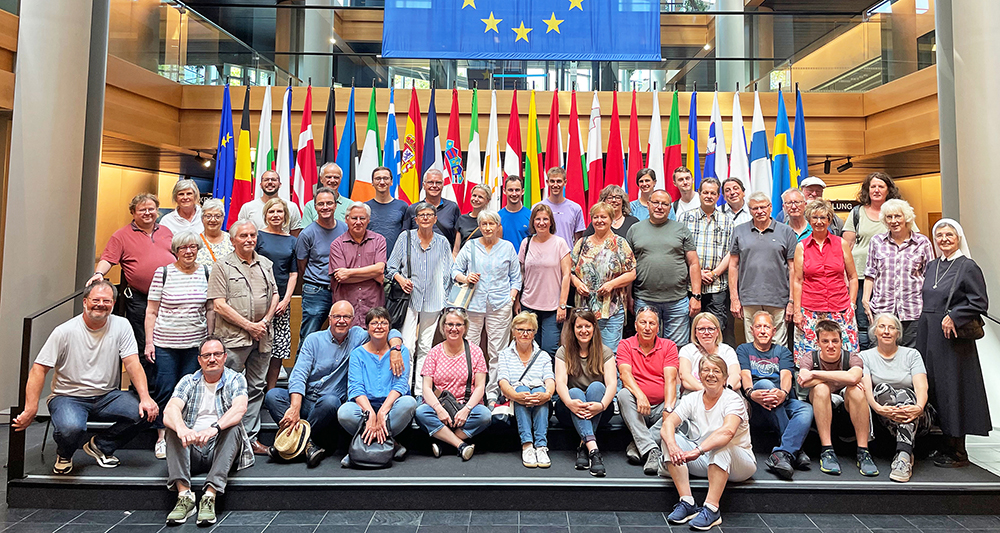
[
  {"xmin": 162, "ymin": 336, "xmax": 252, "ymax": 526},
  {"xmin": 13, "ymin": 281, "xmax": 159, "ymax": 475},
  {"xmin": 728, "ymin": 192, "xmax": 798, "ymax": 345},
  {"xmin": 302, "ymin": 162, "xmax": 351, "ymax": 226},
  {"xmin": 782, "ymin": 188, "xmax": 813, "ymax": 243},
  {"xmin": 263, "ymin": 300, "xmax": 404, "ymax": 467},
  {"xmin": 330, "ymin": 202, "xmax": 387, "ymax": 328},
  {"xmin": 402, "ymin": 169, "xmax": 461, "ymax": 249},
  {"xmin": 365, "ymin": 166, "xmax": 409, "ymax": 255}
]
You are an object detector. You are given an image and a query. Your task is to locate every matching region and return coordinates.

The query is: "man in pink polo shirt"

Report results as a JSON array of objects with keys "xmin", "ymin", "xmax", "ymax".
[{"xmin": 616, "ymin": 306, "xmax": 679, "ymax": 476}]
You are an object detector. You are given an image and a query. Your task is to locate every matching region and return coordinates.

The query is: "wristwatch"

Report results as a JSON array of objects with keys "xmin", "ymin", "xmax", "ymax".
[
  {"xmin": 210, "ymin": 422, "xmax": 221, "ymax": 431},
  {"xmin": 390, "ymin": 345, "xmax": 402, "ymax": 352},
  {"xmin": 559, "ymin": 304, "xmax": 570, "ymax": 310},
  {"xmin": 691, "ymin": 293, "xmax": 702, "ymax": 301}
]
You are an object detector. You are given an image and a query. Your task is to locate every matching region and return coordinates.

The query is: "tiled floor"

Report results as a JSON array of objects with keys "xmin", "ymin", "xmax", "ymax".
[{"xmin": 1, "ymin": 510, "xmax": 999, "ymax": 533}]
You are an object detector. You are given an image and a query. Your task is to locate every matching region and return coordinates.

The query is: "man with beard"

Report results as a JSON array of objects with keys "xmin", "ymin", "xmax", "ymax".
[
  {"xmin": 238, "ymin": 170, "xmax": 304, "ymax": 236},
  {"xmin": 13, "ymin": 281, "xmax": 159, "ymax": 474}
]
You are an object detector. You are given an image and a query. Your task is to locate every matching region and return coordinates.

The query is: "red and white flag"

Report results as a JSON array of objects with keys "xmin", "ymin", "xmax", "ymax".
[{"xmin": 291, "ymin": 85, "xmax": 318, "ymax": 214}]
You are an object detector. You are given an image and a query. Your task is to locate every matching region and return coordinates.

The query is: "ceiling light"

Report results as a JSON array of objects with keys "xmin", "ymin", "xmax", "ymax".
[
  {"xmin": 824, "ymin": 157, "xmax": 831, "ymax": 174},
  {"xmin": 330, "ymin": 37, "xmax": 336, "ymax": 44},
  {"xmin": 195, "ymin": 152, "xmax": 212, "ymax": 168},
  {"xmin": 837, "ymin": 157, "xmax": 853, "ymax": 173}
]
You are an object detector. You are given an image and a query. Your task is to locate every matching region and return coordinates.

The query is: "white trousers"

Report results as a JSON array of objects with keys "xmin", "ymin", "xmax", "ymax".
[
  {"xmin": 660, "ymin": 432, "xmax": 757, "ymax": 482},
  {"xmin": 467, "ymin": 300, "xmax": 513, "ymax": 403}
]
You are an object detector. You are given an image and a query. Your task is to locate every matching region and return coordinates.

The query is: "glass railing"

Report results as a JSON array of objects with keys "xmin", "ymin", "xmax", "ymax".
[{"xmin": 108, "ymin": 0, "xmax": 300, "ymax": 86}]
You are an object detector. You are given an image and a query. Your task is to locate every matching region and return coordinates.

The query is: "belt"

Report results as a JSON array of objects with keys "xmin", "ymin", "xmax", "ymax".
[{"xmin": 302, "ymin": 280, "xmax": 329, "ymax": 289}]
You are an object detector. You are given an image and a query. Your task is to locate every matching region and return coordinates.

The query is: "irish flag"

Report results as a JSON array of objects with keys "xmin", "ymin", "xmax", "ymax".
[
  {"xmin": 354, "ymin": 86, "xmax": 380, "ymax": 202},
  {"xmin": 464, "ymin": 88, "xmax": 482, "ymax": 212}
]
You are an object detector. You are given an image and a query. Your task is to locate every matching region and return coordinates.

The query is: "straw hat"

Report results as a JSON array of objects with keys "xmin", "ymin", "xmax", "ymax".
[{"xmin": 273, "ymin": 420, "xmax": 311, "ymax": 460}]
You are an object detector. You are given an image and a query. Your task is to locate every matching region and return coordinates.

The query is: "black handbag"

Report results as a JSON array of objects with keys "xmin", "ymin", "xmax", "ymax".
[
  {"xmin": 945, "ymin": 258, "xmax": 985, "ymax": 340},
  {"xmin": 347, "ymin": 410, "xmax": 395, "ymax": 469},
  {"xmin": 434, "ymin": 339, "xmax": 473, "ymax": 418},
  {"xmin": 384, "ymin": 230, "xmax": 412, "ymax": 330}
]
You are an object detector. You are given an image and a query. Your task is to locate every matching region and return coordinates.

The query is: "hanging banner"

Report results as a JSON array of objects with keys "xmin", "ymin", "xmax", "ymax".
[{"xmin": 382, "ymin": 0, "xmax": 661, "ymax": 61}]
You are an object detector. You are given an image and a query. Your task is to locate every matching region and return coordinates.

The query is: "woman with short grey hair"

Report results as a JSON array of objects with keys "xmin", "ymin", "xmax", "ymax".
[
  {"xmin": 453, "ymin": 209, "xmax": 522, "ymax": 406},
  {"xmin": 196, "ymin": 199, "xmax": 234, "ymax": 267},
  {"xmin": 144, "ymin": 231, "xmax": 215, "ymax": 460},
  {"xmin": 160, "ymin": 179, "xmax": 203, "ymax": 235}
]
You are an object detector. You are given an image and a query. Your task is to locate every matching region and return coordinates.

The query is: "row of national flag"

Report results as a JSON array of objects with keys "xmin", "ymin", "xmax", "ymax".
[{"xmin": 212, "ymin": 86, "xmax": 809, "ymax": 225}]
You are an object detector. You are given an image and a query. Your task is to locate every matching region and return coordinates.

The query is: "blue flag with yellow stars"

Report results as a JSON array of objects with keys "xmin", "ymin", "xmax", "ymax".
[{"xmin": 382, "ymin": 0, "xmax": 660, "ymax": 61}]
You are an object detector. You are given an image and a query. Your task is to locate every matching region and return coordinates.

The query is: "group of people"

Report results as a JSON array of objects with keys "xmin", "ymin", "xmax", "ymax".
[{"xmin": 13, "ymin": 162, "xmax": 991, "ymax": 530}]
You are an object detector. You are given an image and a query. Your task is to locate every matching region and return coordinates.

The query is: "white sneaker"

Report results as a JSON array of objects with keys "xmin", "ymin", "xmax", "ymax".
[
  {"xmin": 534, "ymin": 446, "xmax": 551, "ymax": 468},
  {"xmin": 53, "ymin": 455, "xmax": 72, "ymax": 475},
  {"xmin": 522, "ymin": 446, "xmax": 538, "ymax": 468},
  {"xmin": 155, "ymin": 439, "xmax": 167, "ymax": 460}
]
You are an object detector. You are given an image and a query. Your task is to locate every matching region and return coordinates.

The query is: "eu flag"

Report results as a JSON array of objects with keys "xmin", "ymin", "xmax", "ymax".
[
  {"xmin": 212, "ymin": 85, "xmax": 236, "ymax": 221},
  {"xmin": 382, "ymin": 0, "xmax": 660, "ymax": 61}
]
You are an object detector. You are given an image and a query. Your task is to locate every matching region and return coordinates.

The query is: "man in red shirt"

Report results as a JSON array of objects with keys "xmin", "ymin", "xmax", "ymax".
[
  {"xmin": 89, "ymin": 193, "xmax": 176, "ymax": 384},
  {"xmin": 616, "ymin": 306, "xmax": 679, "ymax": 476},
  {"xmin": 329, "ymin": 202, "xmax": 387, "ymax": 328}
]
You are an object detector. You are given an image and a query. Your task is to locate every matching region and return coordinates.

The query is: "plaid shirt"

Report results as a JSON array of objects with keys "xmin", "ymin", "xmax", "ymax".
[
  {"xmin": 864, "ymin": 231, "xmax": 934, "ymax": 321},
  {"xmin": 680, "ymin": 207, "xmax": 735, "ymax": 294},
  {"xmin": 171, "ymin": 367, "xmax": 254, "ymax": 470}
]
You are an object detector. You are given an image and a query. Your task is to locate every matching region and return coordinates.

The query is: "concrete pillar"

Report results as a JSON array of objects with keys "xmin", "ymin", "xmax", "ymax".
[
  {"xmin": 935, "ymin": 0, "xmax": 959, "ymax": 218},
  {"xmin": 0, "ymin": 0, "xmax": 109, "ymax": 411},
  {"xmin": 943, "ymin": 0, "xmax": 1000, "ymax": 430},
  {"xmin": 300, "ymin": 0, "xmax": 333, "ymax": 84},
  {"xmin": 715, "ymin": 0, "xmax": 746, "ymax": 92}
]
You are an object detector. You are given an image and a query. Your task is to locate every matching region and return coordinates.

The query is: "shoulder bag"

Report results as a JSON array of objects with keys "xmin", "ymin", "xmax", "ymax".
[
  {"xmin": 447, "ymin": 239, "xmax": 477, "ymax": 309},
  {"xmin": 493, "ymin": 347, "xmax": 544, "ymax": 417},
  {"xmin": 945, "ymin": 257, "xmax": 985, "ymax": 340},
  {"xmin": 383, "ymin": 230, "xmax": 412, "ymax": 330},
  {"xmin": 347, "ymin": 410, "xmax": 395, "ymax": 469},
  {"xmin": 434, "ymin": 339, "xmax": 473, "ymax": 418}
]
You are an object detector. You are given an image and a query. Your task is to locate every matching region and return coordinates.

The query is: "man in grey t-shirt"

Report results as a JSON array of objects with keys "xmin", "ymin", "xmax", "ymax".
[
  {"xmin": 13, "ymin": 281, "xmax": 158, "ymax": 474},
  {"xmin": 626, "ymin": 189, "xmax": 701, "ymax": 347}
]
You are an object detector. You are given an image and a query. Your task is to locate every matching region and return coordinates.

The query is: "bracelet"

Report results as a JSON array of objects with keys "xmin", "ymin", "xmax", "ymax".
[{"xmin": 695, "ymin": 445, "xmax": 704, "ymax": 455}]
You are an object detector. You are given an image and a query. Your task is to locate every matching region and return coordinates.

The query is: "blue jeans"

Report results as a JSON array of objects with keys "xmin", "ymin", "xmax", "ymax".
[
  {"xmin": 513, "ymin": 385, "xmax": 549, "ymax": 447},
  {"xmin": 522, "ymin": 306, "xmax": 559, "ymax": 359},
  {"xmin": 554, "ymin": 382, "xmax": 613, "ymax": 443},
  {"xmin": 749, "ymin": 379, "xmax": 813, "ymax": 455},
  {"xmin": 48, "ymin": 390, "xmax": 148, "ymax": 459},
  {"xmin": 337, "ymin": 396, "xmax": 417, "ymax": 437},
  {"xmin": 597, "ymin": 309, "xmax": 626, "ymax": 351},
  {"xmin": 634, "ymin": 296, "xmax": 690, "ymax": 347},
  {"xmin": 299, "ymin": 283, "xmax": 332, "ymax": 353},
  {"xmin": 152, "ymin": 346, "xmax": 200, "ymax": 429},
  {"xmin": 264, "ymin": 389, "xmax": 343, "ymax": 447},
  {"xmin": 414, "ymin": 402, "xmax": 492, "ymax": 439}
]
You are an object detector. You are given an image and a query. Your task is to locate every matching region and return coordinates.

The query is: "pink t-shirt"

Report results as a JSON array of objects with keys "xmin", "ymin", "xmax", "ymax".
[
  {"xmin": 518, "ymin": 235, "xmax": 570, "ymax": 311},
  {"xmin": 421, "ymin": 343, "xmax": 488, "ymax": 403}
]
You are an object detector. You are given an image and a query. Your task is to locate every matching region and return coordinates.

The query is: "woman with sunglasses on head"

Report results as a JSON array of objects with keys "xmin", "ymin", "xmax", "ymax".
[
  {"xmin": 497, "ymin": 311, "xmax": 555, "ymax": 469},
  {"xmin": 553, "ymin": 309, "xmax": 616, "ymax": 477},
  {"xmin": 144, "ymin": 231, "xmax": 214, "ymax": 459},
  {"xmin": 387, "ymin": 202, "xmax": 453, "ymax": 397},
  {"xmin": 678, "ymin": 313, "xmax": 742, "ymax": 395},
  {"xmin": 518, "ymin": 203, "xmax": 571, "ymax": 358},
  {"xmin": 413, "ymin": 308, "xmax": 490, "ymax": 461}
]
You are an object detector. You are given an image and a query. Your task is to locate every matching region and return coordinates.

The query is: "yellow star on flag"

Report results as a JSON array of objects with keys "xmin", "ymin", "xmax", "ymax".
[
  {"xmin": 569, "ymin": 0, "xmax": 584, "ymax": 11},
  {"xmin": 543, "ymin": 12, "xmax": 564, "ymax": 33},
  {"xmin": 481, "ymin": 11, "xmax": 502, "ymax": 33},
  {"xmin": 222, "ymin": 133, "xmax": 232, "ymax": 146},
  {"xmin": 462, "ymin": 0, "xmax": 476, "ymax": 8},
  {"xmin": 512, "ymin": 21, "xmax": 533, "ymax": 43}
]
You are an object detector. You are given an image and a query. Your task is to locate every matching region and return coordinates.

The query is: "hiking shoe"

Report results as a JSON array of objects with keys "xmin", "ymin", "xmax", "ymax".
[
  {"xmin": 689, "ymin": 506, "xmax": 722, "ymax": 531},
  {"xmin": 155, "ymin": 439, "xmax": 167, "ymax": 460},
  {"xmin": 166, "ymin": 494, "xmax": 196, "ymax": 525},
  {"xmin": 83, "ymin": 437, "xmax": 120, "ymax": 468},
  {"xmin": 431, "ymin": 442, "xmax": 442, "ymax": 458},
  {"xmin": 534, "ymin": 446, "xmax": 551, "ymax": 468},
  {"xmin": 766, "ymin": 450, "xmax": 795, "ymax": 480},
  {"xmin": 305, "ymin": 442, "xmax": 325, "ymax": 468},
  {"xmin": 858, "ymin": 449, "xmax": 880, "ymax": 477},
  {"xmin": 196, "ymin": 493, "xmax": 216, "ymax": 526},
  {"xmin": 458, "ymin": 443, "xmax": 475, "ymax": 461},
  {"xmin": 666, "ymin": 500, "xmax": 699, "ymax": 524},
  {"xmin": 819, "ymin": 449, "xmax": 841, "ymax": 475},
  {"xmin": 890, "ymin": 452, "xmax": 912, "ymax": 483},
  {"xmin": 643, "ymin": 447, "xmax": 662, "ymax": 476},
  {"xmin": 588, "ymin": 449, "xmax": 606, "ymax": 477},
  {"xmin": 934, "ymin": 451, "xmax": 971, "ymax": 468},
  {"xmin": 52, "ymin": 455, "xmax": 72, "ymax": 475},
  {"xmin": 626, "ymin": 441, "xmax": 642, "ymax": 465},
  {"xmin": 793, "ymin": 449, "xmax": 811, "ymax": 470},
  {"xmin": 575, "ymin": 445, "xmax": 589, "ymax": 470},
  {"xmin": 522, "ymin": 446, "xmax": 537, "ymax": 468}
]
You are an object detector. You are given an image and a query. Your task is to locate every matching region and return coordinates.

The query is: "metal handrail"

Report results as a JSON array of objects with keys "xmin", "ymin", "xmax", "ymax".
[{"xmin": 7, "ymin": 288, "xmax": 85, "ymax": 482}]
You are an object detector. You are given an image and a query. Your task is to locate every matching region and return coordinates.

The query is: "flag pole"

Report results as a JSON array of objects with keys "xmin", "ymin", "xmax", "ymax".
[
  {"xmin": 308, "ymin": 77, "xmax": 312, "ymax": 86},
  {"xmin": 736, "ymin": 82, "xmax": 740, "ymax": 92},
  {"xmin": 714, "ymin": 82, "xmax": 718, "ymax": 91},
  {"xmin": 754, "ymin": 82, "xmax": 758, "ymax": 91}
]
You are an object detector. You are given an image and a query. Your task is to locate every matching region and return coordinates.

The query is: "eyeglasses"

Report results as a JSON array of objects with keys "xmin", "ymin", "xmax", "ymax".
[
  {"xmin": 515, "ymin": 328, "xmax": 536, "ymax": 335},
  {"xmin": 444, "ymin": 323, "xmax": 466, "ymax": 330},
  {"xmin": 369, "ymin": 321, "xmax": 390, "ymax": 329},
  {"xmin": 876, "ymin": 324, "xmax": 898, "ymax": 331},
  {"xmin": 87, "ymin": 298, "xmax": 114, "ymax": 306},
  {"xmin": 696, "ymin": 327, "xmax": 718, "ymax": 334},
  {"xmin": 199, "ymin": 351, "xmax": 225, "ymax": 360},
  {"xmin": 331, "ymin": 314, "xmax": 354, "ymax": 321},
  {"xmin": 136, "ymin": 208, "xmax": 158, "ymax": 214},
  {"xmin": 203, "ymin": 214, "xmax": 223, "ymax": 220},
  {"xmin": 606, "ymin": 195, "xmax": 624, "ymax": 201},
  {"xmin": 783, "ymin": 200, "xmax": 805, "ymax": 207},
  {"xmin": 176, "ymin": 244, "xmax": 199, "ymax": 252},
  {"xmin": 649, "ymin": 201, "xmax": 670, "ymax": 207},
  {"xmin": 416, "ymin": 213, "xmax": 436, "ymax": 219}
]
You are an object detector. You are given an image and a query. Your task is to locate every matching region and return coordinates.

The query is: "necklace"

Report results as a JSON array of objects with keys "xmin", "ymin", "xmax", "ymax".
[{"xmin": 933, "ymin": 258, "xmax": 957, "ymax": 289}]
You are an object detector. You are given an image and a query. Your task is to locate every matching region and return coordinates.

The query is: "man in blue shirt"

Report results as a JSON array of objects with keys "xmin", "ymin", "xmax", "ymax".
[
  {"xmin": 498, "ymin": 175, "xmax": 531, "ymax": 250},
  {"xmin": 365, "ymin": 166, "xmax": 408, "ymax": 255},
  {"xmin": 263, "ymin": 301, "xmax": 403, "ymax": 467},
  {"xmin": 294, "ymin": 187, "xmax": 347, "ymax": 354},
  {"xmin": 736, "ymin": 311, "xmax": 813, "ymax": 481}
]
